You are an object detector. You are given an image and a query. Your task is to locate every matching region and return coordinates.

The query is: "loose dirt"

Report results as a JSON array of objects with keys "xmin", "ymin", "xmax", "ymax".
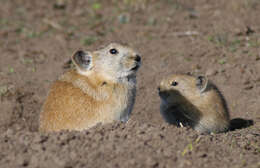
[{"xmin": 0, "ymin": 0, "xmax": 259, "ymax": 167}]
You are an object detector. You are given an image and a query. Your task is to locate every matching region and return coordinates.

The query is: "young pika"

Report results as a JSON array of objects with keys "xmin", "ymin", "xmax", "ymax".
[
  {"xmin": 158, "ymin": 74, "xmax": 230, "ymax": 134},
  {"xmin": 39, "ymin": 43, "xmax": 141, "ymax": 132}
]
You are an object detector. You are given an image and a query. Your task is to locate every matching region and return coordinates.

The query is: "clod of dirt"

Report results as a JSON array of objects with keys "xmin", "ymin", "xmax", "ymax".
[
  {"xmin": 245, "ymin": 26, "xmax": 255, "ymax": 36},
  {"xmin": 0, "ymin": 85, "xmax": 8, "ymax": 96},
  {"xmin": 206, "ymin": 68, "xmax": 218, "ymax": 76},
  {"xmin": 187, "ymin": 9, "xmax": 199, "ymax": 19},
  {"xmin": 256, "ymin": 55, "xmax": 260, "ymax": 61},
  {"xmin": 53, "ymin": 0, "xmax": 66, "ymax": 9},
  {"xmin": 118, "ymin": 13, "xmax": 131, "ymax": 24},
  {"xmin": 244, "ymin": 85, "xmax": 254, "ymax": 90},
  {"xmin": 235, "ymin": 26, "xmax": 255, "ymax": 36}
]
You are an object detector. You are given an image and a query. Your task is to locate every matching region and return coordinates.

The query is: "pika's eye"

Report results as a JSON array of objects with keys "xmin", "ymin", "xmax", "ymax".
[
  {"xmin": 171, "ymin": 81, "xmax": 178, "ymax": 86},
  {"xmin": 109, "ymin": 48, "xmax": 118, "ymax": 54}
]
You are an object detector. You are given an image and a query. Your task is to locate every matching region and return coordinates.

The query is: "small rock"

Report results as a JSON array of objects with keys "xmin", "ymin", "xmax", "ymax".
[
  {"xmin": 206, "ymin": 68, "xmax": 218, "ymax": 76},
  {"xmin": 33, "ymin": 134, "xmax": 48, "ymax": 144},
  {"xmin": 58, "ymin": 132, "xmax": 68, "ymax": 141},
  {"xmin": 240, "ymin": 68, "xmax": 246, "ymax": 74},
  {"xmin": 213, "ymin": 10, "xmax": 221, "ymax": 17},
  {"xmin": 243, "ymin": 79, "xmax": 250, "ymax": 85},
  {"xmin": 17, "ymin": 155, "xmax": 27, "ymax": 166},
  {"xmin": 198, "ymin": 152, "xmax": 207, "ymax": 158},
  {"xmin": 245, "ymin": 26, "xmax": 255, "ymax": 36},
  {"xmin": 238, "ymin": 141, "xmax": 247, "ymax": 148},
  {"xmin": 245, "ymin": 134, "xmax": 253, "ymax": 139},
  {"xmin": 146, "ymin": 157, "xmax": 158, "ymax": 167},
  {"xmin": 244, "ymin": 85, "xmax": 253, "ymax": 90},
  {"xmin": 193, "ymin": 64, "xmax": 201, "ymax": 70},
  {"xmin": 234, "ymin": 28, "xmax": 243, "ymax": 36},
  {"xmin": 188, "ymin": 9, "xmax": 198, "ymax": 19},
  {"xmin": 19, "ymin": 134, "xmax": 31, "ymax": 146},
  {"xmin": 35, "ymin": 52, "xmax": 46, "ymax": 64},
  {"xmin": 163, "ymin": 148, "xmax": 172, "ymax": 157},
  {"xmin": 5, "ymin": 128, "xmax": 14, "ymax": 136},
  {"xmin": 241, "ymin": 64, "xmax": 247, "ymax": 69},
  {"xmin": 242, "ymin": 50, "xmax": 249, "ymax": 54},
  {"xmin": 118, "ymin": 13, "xmax": 130, "ymax": 24},
  {"xmin": 54, "ymin": 0, "xmax": 66, "ymax": 9},
  {"xmin": 0, "ymin": 85, "xmax": 8, "ymax": 96},
  {"xmin": 31, "ymin": 143, "xmax": 42, "ymax": 151},
  {"xmin": 220, "ymin": 68, "xmax": 225, "ymax": 73},
  {"xmin": 53, "ymin": 156, "xmax": 66, "ymax": 167}
]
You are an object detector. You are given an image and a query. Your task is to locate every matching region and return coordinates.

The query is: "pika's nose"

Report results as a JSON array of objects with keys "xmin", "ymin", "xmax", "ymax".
[{"xmin": 135, "ymin": 55, "xmax": 141, "ymax": 62}]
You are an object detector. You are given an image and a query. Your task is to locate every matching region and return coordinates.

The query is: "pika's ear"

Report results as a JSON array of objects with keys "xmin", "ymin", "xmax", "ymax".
[
  {"xmin": 71, "ymin": 50, "xmax": 93, "ymax": 70},
  {"xmin": 196, "ymin": 75, "xmax": 208, "ymax": 93}
]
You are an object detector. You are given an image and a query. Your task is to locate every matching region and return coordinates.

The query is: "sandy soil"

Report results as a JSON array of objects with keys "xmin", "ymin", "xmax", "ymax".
[{"xmin": 0, "ymin": 0, "xmax": 259, "ymax": 167}]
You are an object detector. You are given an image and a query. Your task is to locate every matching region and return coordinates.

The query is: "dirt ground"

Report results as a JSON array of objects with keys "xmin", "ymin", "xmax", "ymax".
[{"xmin": 0, "ymin": 0, "xmax": 259, "ymax": 167}]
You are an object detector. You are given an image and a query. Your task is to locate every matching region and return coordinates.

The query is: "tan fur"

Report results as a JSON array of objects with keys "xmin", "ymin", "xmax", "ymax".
[
  {"xmin": 158, "ymin": 74, "xmax": 230, "ymax": 134},
  {"xmin": 39, "ymin": 43, "xmax": 141, "ymax": 132}
]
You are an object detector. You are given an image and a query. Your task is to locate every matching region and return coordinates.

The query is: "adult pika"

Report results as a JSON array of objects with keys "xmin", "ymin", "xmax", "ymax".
[
  {"xmin": 39, "ymin": 43, "xmax": 141, "ymax": 132},
  {"xmin": 158, "ymin": 74, "xmax": 230, "ymax": 134}
]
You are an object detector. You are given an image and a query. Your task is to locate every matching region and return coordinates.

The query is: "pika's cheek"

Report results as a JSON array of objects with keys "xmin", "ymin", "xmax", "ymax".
[{"xmin": 123, "ymin": 60, "xmax": 135, "ymax": 69}]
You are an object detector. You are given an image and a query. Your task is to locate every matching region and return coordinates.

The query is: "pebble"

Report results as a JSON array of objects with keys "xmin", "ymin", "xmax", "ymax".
[
  {"xmin": 243, "ymin": 79, "xmax": 250, "ymax": 85},
  {"xmin": 198, "ymin": 152, "xmax": 207, "ymax": 158},
  {"xmin": 245, "ymin": 134, "xmax": 254, "ymax": 139},
  {"xmin": 206, "ymin": 68, "xmax": 218, "ymax": 76},
  {"xmin": 145, "ymin": 157, "xmax": 158, "ymax": 166},
  {"xmin": 53, "ymin": 0, "xmax": 66, "ymax": 9},
  {"xmin": 238, "ymin": 141, "xmax": 247, "ymax": 148},
  {"xmin": 244, "ymin": 85, "xmax": 253, "ymax": 90},
  {"xmin": 256, "ymin": 77, "xmax": 260, "ymax": 82},
  {"xmin": 118, "ymin": 13, "xmax": 130, "ymax": 24},
  {"xmin": 5, "ymin": 128, "xmax": 14, "ymax": 136}
]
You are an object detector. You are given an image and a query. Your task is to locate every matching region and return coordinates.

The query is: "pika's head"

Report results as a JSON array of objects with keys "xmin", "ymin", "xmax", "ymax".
[
  {"xmin": 72, "ymin": 43, "xmax": 141, "ymax": 81},
  {"xmin": 158, "ymin": 74, "xmax": 209, "ymax": 105}
]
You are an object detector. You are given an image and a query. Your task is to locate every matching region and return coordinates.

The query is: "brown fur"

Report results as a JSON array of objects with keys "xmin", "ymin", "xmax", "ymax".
[{"xmin": 39, "ymin": 43, "xmax": 140, "ymax": 132}]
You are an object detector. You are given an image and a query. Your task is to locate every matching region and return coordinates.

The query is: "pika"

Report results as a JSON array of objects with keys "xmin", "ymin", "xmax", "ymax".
[
  {"xmin": 158, "ymin": 74, "xmax": 230, "ymax": 134},
  {"xmin": 39, "ymin": 43, "xmax": 141, "ymax": 132}
]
